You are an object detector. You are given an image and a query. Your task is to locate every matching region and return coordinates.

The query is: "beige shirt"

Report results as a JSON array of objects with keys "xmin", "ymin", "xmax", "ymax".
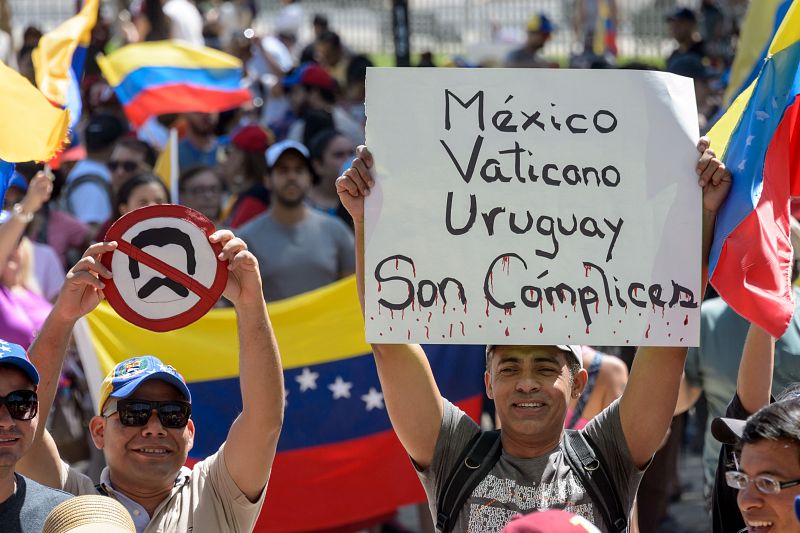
[{"xmin": 60, "ymin": 445, "xmax": 266, "ymax": 533}]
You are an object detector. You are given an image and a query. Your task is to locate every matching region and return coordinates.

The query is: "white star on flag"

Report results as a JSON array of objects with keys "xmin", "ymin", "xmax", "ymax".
[
  {"xmin": 0, "ymin": 345, "xmax": 11, "ymax": 353},
  {"xmin": 328, "ymin": 376, "xmax": 353, "ymax": 399},
  {"xmin": 746, "ymin": 135, "xmax": 755, "ymax": 147},
  {"xmin": 284, "ymin": 388, "xmax": 289, "ymax": 405},
  {"xmin": 755, "ymin": 110, "xmax": 770, "ymax": 121},
  {"xmin": 361, "ymin": 387, "xmax": 385, "ymax": 411},
  {"xmin": 738, "ymin": 159, "xmax": 747, "ymax": 171},
  {"xmin": 295, "ymin": 367, "xmax": 319, "ymax": 392}
]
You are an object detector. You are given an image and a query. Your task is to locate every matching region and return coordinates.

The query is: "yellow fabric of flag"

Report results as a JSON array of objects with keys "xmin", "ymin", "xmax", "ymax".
[
  {"xmin": 0, "ymin": 61, "xmax": 69, "ymax": 162},
  {"xmin": 32, "ymin": 0, "xmax": 98, "ymax": 106}
]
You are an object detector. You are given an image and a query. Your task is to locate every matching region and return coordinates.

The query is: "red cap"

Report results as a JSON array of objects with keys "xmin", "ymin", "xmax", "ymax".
[
  {"xmin": 231, "ymin": 124, "xmax": 274, "ymax": 153},
  {"xmin": 501, "ymin": 510, "xmax": 600, "ymax": 533},
  {"xmin": 285, "ymin": 63, "xmax": 337, "ymax": 92}
]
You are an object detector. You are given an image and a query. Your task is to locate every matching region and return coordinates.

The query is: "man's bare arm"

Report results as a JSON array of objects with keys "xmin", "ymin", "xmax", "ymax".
[{"xmin": 338, "ymin": 149, "xmax": 444, "ymax": 469}]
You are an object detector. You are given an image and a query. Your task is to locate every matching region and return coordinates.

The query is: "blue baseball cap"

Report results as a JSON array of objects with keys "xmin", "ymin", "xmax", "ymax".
[
  {"xmin": 527, "ymin": 13, "xmax": 555, "ymax": 34},
  {"xmin": 7, "ymin": 172, "xmax": 27, "ymax": 192},
  {"xmin": 98, "ymin": 356, "xmax": 191, "ymax": 412},
  {"xmin": 0, "ymin": 339, "xmax": 39, "ymax": 385}
]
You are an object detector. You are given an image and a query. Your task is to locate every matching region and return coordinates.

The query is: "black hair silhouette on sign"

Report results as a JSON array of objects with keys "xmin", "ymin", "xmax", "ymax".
[{"xmin": 129, "ymin": 227, "xmax": 197, "ymax": 299}]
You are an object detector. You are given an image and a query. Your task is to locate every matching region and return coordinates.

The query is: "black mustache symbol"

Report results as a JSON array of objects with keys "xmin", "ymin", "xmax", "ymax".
[{"xmin": 137, "ymin": 276, "xmax": 190, "ymax": 299}]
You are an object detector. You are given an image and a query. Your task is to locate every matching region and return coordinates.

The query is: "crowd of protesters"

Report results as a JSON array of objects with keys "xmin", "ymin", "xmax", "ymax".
[{"xmin": 0, "ymin": 0, "xmax": 798, "ymax": 532}]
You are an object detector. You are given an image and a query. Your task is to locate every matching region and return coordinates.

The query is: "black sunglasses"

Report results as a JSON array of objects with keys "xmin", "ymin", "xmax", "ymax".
[
  {"xmin": 105, "ymin": 399, "xmax": 192, "ymax": 429},
  {"xmin": 0, "ymin": 389, "xmax": 38, "ymax": 421},
  {"xmin": 108, "ymin": 160, "xmax": 139, "ymax": 173}
]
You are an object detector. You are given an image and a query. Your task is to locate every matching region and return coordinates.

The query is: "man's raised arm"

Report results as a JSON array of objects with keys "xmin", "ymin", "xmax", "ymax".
[
  {"xmin": 17, "ymin": 241, "xmax": 117, "ymax": 487},
  {"xmin": 620, "ymin": 137, "xmax": 732, "ymax": 467},
  {"xmin": 336, "ymin": 147, "xmax": 444, "ymax": 469},
  {"xmin": 212, "ymin": 231, "xmax": 284, "ymax": 502}
]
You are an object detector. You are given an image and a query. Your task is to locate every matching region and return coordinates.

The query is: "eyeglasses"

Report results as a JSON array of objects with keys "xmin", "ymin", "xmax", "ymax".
[
  {"xmin": 0, "ymin": 389, "xmax": 38, "ymax": 421},
  {"xmin": 725, "ymin": 470, "xmax": 800, "ymax": 495},
  {"xmin": 104, "ymin": 399, "xmax": 191, "ymax": 429},
  {"xmin": 108, "ymin": 160, "xmax": 140, "ymax": 173}
]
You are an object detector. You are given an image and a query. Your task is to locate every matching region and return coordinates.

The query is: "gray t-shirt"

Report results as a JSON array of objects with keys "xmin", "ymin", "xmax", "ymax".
[
  {"xmin": 238, "ymin": 208, "xmax": 355, "ymax": 301},
  {"xmin": 417, "ymin": 399, "xmax": 643, "ymax": 532},
  {"xmin": 0, "ymin": 473, "xmax": 72, "ymax": 533}
]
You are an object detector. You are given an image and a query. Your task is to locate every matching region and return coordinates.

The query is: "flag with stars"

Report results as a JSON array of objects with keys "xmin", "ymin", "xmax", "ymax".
[
  {"xmin": 707, "ymin": 0, "xmax": 800, "ymax": 338},
  {"xmin": 75, "ymin": 276, "xmax": 486, "ymax": 532}
]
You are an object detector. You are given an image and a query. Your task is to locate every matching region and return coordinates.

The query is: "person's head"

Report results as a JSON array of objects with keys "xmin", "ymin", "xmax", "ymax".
[
  {"xmin": 713, "ymin": 395, "xmax": 800, "ymax": 531},
  {"xmin": 113, "ymin": 172, "xmax": 169, "ymax": 220},
  {"xmin": 184, "ymin": 112, "xmax": 219, "ymax": 138},
  {"xmin": 179, "ymin": 166, "xmax": 224, "ymax": 221},
  {"xmin": 265, "ymin": 140, "xmax": 313, "ymax": 208},
  {"xmin": 345, "ymin": 54, "xmax": 373, "ymax": 103},
  {"xmin": 84, "ymin": 113, "xmax": 127, "ymax": 159},
  {"xmin": 220, "ymin": 125, "xmax": 273, "ymax": 190},
  {"xmin": 666, "ymin": 54, "xmax": 716, "ymax": 108},
  {"xmin": 89, "ymin": 356, "xmax": 194, "ymax": 495},
  {"xmin": 484, "ymin": 345, "xmax": 586, "ymax": 449},
  {"xmin": 284, "ymin": 63, "xmax": 338, "ymax": 114},
  {"xmin": 42, "ymin": 495, "xmax": 135, "ymax": 533},
  {"xmin": 315, "ymin": 30, "xmax": 343, "ymax": 67},
  {"xmin": 525, "ymin": 14, "xmax": 554, "ymax": 51},
  {"xmin": 0, "ymin": 340, "xmax": 40, "ymax": 473},
  {"xmin": 312, "ymin": 13, "xmax": 329, "ymax": 38},
  {"xmin": 667, "ymin": 7, "xmax": 698, "ymax": 44},
  {"xmin": 2, "ymin": 171, "xmax": 28, "ymax": 211},
  {"xmin": 309, "ymin": 129, "xmax": 354, "ymax": 187},
  {"xmin": 109, "ymin": 138, "xmax": 157, "ymax": 192}
]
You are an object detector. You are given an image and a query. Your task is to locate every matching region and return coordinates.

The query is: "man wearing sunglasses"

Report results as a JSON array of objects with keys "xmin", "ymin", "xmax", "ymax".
[
  {"xmin": 16, "ymin": 230, "xmax": 284, "ymax": 532},
  {"xmin": 0, "ymin": 339, "xmax": 71, "ymax": 532}
]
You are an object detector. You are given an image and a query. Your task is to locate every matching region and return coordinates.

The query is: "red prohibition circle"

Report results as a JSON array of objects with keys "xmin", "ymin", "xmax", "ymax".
[{"xmin": 100, "ymin": 204, "xmax": 229, "ymax": 332}]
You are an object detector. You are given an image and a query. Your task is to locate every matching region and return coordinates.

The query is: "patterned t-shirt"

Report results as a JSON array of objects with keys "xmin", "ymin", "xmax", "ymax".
[{"xmin": 417, "ymin": 398, "xmax": 645, "ymax": 532}]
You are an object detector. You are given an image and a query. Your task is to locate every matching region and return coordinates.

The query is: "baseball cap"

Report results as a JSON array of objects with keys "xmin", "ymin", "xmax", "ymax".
[
  {"xmin": 7, "ymin": 172, "xmax": 28, "ymax": 192},
  {"xmin": 266, "ymin": 139, "xmax": 310, "ymax": 169},
  {"xmin": 666, "ymin": 7, "xmax": 697, "ymax": 22},
  {"xmin": 486, "ymin": 345, "xmax": 583, "ymax": 368},
  {"xmin": 527, "ymin": 13, "xmax": 554, "ymax": 34},
  {"xmin": 501, "ymin": 510, "xmax": 600, "ymax": 532},
  {"xmin": 97, "ymin": 355, "xmax": 191, "ymax": 413},
  {"xmin": 0, "ymin": 338, "xmax": 39, "ymax": 385},
  {"xmin": 283, "ymin": 63, "xmax": 337, "ymax": 92},
  {"xmin": 231, "ymin": 124, "xmax": 274, "ymax": 153},
  {"xmin": 711, "ymin": 416, "xmax": 746, "ymax": 445}
]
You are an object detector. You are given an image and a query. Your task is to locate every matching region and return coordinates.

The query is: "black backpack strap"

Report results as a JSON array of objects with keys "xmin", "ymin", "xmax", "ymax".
[
  {"xmin": 94, "ymin": 483, "xmax": 110, "ymax": 496},
  {"xmin": 435, "ymin": 429, "xmax": 502, "ymax": 533},
  {"xmin": 563, "ymin": 430, "xmax": 628, "ymax": 533}
]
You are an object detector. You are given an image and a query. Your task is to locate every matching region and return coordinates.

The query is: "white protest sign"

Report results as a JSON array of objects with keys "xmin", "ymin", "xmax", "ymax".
[{"xmin": 364, "ymin": 68, "xmax": 701, "ymax": 346}]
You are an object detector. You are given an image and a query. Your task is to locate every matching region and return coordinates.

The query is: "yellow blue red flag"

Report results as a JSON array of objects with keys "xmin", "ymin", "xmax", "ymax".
[
  {"xmin": 707, "ymin": 0, "xmax": 800, "ymax": 337},
  {"xmin": 75, "ymin": 276, "xmax": 485, "ymax": 531},
  {"xmin": 32, "ymin": 0, "xmax": 98, "ymax": 129},
  {"xmin": 97, "ymin": 41, "xmax": 251, "ymax": 127}
]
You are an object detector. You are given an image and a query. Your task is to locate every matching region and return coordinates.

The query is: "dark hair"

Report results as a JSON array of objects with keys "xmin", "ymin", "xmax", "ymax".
[
  {"xmin": 144, "ymin": 0, "xmax": 171, "ymax": 41},
  {"xmin": 240, "ymin": 149, "xmax": 268, "ymax": 186},
  {"xmin": 308, "ymin": 128, "xmax": 344, "ymax": 162},
  {"xmin": 777, "ymin": 383, "xmax": 800, "ymax": 402},
  {"xmin": 346, "ymin": 54, "xmax": 374, "ymax": 85},
  {"xmin": 112, "ymin": 172, "xmax": 169, "ymax": 221},
  {"xmin": 113, "ymin": 137, "xmax": 157, "ymax": 168},
  {"xmin": 739, "ymin": 397, "xmax": 800, "ymax": 450},
  {"xmin": 179, "ymin": 165, "xmax": 222, "ymax": 191},
  {"xmin": 484, "ymin": 346, "xmax": 581, "ymax": 384},
  {"xmin": 318, "ymin": 30, "xmax": 341, "ymax": 50},
  {"xmin": 312, "ymin": 13, "xmax": 329, "ymax": 29},
  {"xmin": 302, "ymin": 109, "xmax": 335, "ymax": 153}
]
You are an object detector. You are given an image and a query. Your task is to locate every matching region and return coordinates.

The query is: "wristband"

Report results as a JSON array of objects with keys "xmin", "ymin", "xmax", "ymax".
[{"xmin": 12, "ymin": 203, "xmax": 34, "ymax": 223}]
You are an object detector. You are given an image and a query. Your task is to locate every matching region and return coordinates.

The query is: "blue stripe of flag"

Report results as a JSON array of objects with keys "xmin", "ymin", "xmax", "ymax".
[{"xmin": 113, "ymin": 66, "xmax": 244, "ymax": 105}]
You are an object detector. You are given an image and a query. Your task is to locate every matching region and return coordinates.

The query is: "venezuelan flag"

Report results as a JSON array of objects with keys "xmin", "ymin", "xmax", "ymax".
[
  {"xmin": 75, "ymin": 277, "xmax": 486, "ymax": 532},
  {"xmin": 0, "ymin": 160, "xmax": 14, "ymax": 203},
  {"xmin": 707, "ymin": 0, "xmax": 800, "ymax": 338},
  {"xmin": 0, "ymin": 60, "xmax": 69, "ymax": 162},
  {"xmin": 97, "ymin": 41, "xmax": 252, "ymax": 127},
  {"xmin": 32, "ymin": 0, "xmax": 98, "ymax": 130},
  {"xmin": 593, "ymin": 0, "xmax": 617, "ymax": 57}
]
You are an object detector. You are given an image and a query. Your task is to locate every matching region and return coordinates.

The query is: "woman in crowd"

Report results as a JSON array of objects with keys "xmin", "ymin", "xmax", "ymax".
[
  {"xmin": 307, "ymin": 128, "xmax": 354, "ymax": 223},
  {"xmin": 110, "ymin": 172, "xmax": 169, "ymax": 224},
  {"xmin": 179, "ymin": 165, "xmax": 225, "ymax": 223}
]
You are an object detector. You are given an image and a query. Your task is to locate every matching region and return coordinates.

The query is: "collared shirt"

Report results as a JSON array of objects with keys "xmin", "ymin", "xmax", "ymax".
[{"xmin": 60, "ymin": 445, "xmax": 266, "ymax": 533}]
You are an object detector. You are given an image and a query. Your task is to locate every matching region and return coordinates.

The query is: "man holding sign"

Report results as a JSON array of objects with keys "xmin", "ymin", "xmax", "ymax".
[
  {"xmin": 336, "ymin": 134, "xmax": 729, "ymax": 532},
  {"xmin": 16, "ymin": 230, "xmax": 283, "ymax": 532}
]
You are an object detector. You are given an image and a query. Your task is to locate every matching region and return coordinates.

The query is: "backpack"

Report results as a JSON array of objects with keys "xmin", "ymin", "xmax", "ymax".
[
  {"xmin": 435, "ymin": 429, "xmax": 628, "ymax": 533},
  {"xmin": 59, "ymin": 173, "xmax": 112, "ymax": 217}
]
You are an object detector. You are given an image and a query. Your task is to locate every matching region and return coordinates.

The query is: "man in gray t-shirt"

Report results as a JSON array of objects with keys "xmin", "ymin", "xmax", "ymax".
[
  {"xmin": 238, "ymin": 139, "xmax": 355, "ymax": 301},
  {"xmin": 335, "ymin": 139, "xmax": 731, "ymax": 532}
]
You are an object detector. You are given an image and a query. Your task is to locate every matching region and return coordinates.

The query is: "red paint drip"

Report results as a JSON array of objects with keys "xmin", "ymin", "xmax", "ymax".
[
  {"xmin": 539, "ymin": 323, "xmax": 543, "ymax": 333},
  {"xmin": 584, "ymin": 265, "xmax": 592, "ymax": 277},
  {"xmin": 485, "ymin": 299, "xmax": 490, "ymax": 317},
  {"xmin": 407, "ymin": 330, "xmax": 411, "ymax": 340},
  {"xmin": 595, "ymin": 301, "xmax": 599, "ymax": 314},
  {"xmin": 489, "ymin": 272, "xmax": 494, "ymax": 290},
  {"xmin": 504, "ymin": 308, "xmax": 512, "ymax": 316},
  {"xmin": 585, "ymin": 325, "xmax": 590, "ymax": 334},
  {"xmin": 460, "ymin": 321, "xmax": 465, "ymax": 336},
  {"xmin": 377, "ymin": 281, "xmax": 382, "ymax": 292},
  {"xmin": 504, "ymin": 327, "xmax": 510, "ymax": 336},
  {"xmin": 427, "ymin": 311, "xmax": 432, "ymax": 323},
  {"xmin": 449, "ymin": 324, "xmax": 453, "ymax": 338},
  {"xmin": 425, "ymin": 326, "xmax": 430, "ymax": 339},
  {"xmin": 464, "ymin": 302, "xmax": 468, "ymax": 314},
  {"xmin": 684, "ymin": 314, "xmax": 689, "ymax": 326},
  {"xmin": 645, "ymin": 324, "xmax": 651, "ymax": 338},
  {"xmin": 390, "ymin": 310, "xmax": 394, "ymax": 320},
  {"xmin": 395, "ymin": 258, "xmax": 399, "ymax": 270}
]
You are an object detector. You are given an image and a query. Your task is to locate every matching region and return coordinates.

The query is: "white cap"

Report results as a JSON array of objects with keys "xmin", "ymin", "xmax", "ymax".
[
  {"xmin": 265, "ymin": 139, "xmax": 310, "ymax": 169},
  {"xmin": 485, "ymin": 344, "xmax": 583, "ymax": 368}
]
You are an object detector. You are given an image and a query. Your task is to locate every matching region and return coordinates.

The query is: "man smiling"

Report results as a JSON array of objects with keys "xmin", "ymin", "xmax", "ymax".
[
  {"xmin": 336, "ymin": 138, "xmax": 730, "ymax": 532},
  {"xmin": 17, "ymin": 230, "xmax": 284, "ymax": 532},
  {"xmin": 0, "ymin": 340, "xmax": 70, "ymax": 532}
]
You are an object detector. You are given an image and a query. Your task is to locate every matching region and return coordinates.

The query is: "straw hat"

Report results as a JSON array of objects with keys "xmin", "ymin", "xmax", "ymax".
[{"xmin": 42, "ymin": 495, "xmax": 135, "ymax": 533}]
